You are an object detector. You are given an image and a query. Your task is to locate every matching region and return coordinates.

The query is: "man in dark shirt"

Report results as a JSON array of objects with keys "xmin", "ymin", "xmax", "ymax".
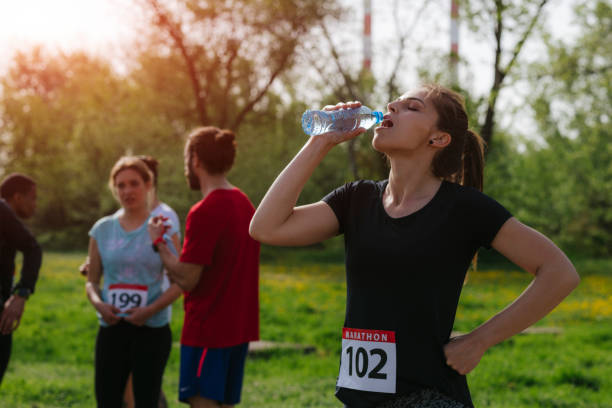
[{"xmin": 0, "ymin": 173, "xmax": 42, "ymax": 385}]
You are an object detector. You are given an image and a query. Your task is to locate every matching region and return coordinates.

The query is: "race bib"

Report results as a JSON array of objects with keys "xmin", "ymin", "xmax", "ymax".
[
  {"xmin": 107, "ymin": 283, "xmax": 148, "ymax": 312},
  {"xmin": 337, "ymin": 328, "xmax": 396, "ymax": 393}
]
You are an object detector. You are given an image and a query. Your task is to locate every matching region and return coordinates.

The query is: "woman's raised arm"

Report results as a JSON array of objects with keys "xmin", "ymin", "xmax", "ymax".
[{"xmin": 250, "ymin": 103, "xmax": 365, "ymax": 246}]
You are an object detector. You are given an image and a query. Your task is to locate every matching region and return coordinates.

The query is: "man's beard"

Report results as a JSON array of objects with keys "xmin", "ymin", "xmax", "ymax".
[
  {"xmin": 16, "ymin": 207, "xmax": 30, "ymax": 219},
  {"xmin": 187, "ymin": 169, "xmax": 200, "ymax": 190}
]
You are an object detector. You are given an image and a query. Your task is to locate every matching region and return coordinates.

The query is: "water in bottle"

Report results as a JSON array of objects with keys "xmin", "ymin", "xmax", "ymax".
[{"xmin": 301, "ymin": 106, "xmax": 384, "ymax": 136}]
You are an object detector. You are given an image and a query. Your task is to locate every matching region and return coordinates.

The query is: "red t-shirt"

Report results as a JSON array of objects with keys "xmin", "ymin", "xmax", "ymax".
[{"xmin": 179, "ymin": 188, "xmax": 260, "ymax": 348}]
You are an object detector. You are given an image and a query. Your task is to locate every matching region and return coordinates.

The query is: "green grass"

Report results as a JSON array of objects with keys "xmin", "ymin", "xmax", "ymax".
[{"xmin": 1, "ymin": 250, "xmax": 610, "ymax": 407}]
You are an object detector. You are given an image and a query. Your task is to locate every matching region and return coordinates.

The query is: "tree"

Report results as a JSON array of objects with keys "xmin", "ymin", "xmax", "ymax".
[
  {"xmin": 522, "ymin": 0, "xmax": 612, "ymax": 255},
  {"xmin": 0, "ymin": 48, "xmax": 195, "ymax": 248},
  {"xmin": 463, "ymin": 0, "xmax": 550, "ymax": 147},
  {"xmin": 0, "ymin": 0, "xmax": 351, "ymax": 248},
  {"xmin": 299, "ymin": 0, "xmax": 432, "ymax": 179},
  {"xmin": 136, "ymin": 0, "xmax": 343, "ymax": 131},
  {"xmin": 0, "ymin": 49, "xmax": 125, "ymax": 244}
]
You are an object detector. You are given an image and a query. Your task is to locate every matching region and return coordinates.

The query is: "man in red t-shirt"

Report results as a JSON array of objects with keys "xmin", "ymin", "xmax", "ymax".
[{"xmin": 149, "ymin": 126, "xmax": 259, "ymax": 408}]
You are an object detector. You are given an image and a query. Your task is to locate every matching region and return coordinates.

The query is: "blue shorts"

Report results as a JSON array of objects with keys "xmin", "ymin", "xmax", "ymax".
[{"xmin": 179, "ymin": 343, "xmax": 249, "ymax": 405}]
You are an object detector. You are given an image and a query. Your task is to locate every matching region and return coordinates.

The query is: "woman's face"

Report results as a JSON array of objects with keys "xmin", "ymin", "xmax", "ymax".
[
  {"xmin": 114, "ymin": 168, "xmax": 151, "ymax": 211},
  {"xmin": 372, "ymin": 89, "xmax": 440, "ymax": 154}
]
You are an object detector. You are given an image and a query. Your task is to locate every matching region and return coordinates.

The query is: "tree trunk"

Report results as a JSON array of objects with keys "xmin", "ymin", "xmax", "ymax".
[
  {"xmin": 481, "ymin": 0, "xmax": 548, "ymax": 148},
  {"xmin": 480, "ymin": 104, "xmax": 495, "ymax": 147}
]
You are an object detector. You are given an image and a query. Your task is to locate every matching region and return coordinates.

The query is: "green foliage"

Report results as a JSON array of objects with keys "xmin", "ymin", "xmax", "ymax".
[
  {"xmin": 0, "ymin": 0, "xmax": 609, "ymax": 257},
  {"xmin": 1, "ymin": 252, "xmax": 611, "ymax": 407},
  {"xmin": 0, "ymin": 0, "xmax": 351, "ymax": 248},
  {"xmin": 0, "ymin": 49, "xmax": 138, "ymax": 248},
  {"xmin": 483, "ymin": 0, "xmax": 612, "ymax": 255}
]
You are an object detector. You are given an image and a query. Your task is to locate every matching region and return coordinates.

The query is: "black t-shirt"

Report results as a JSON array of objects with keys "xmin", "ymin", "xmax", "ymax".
[{"xmin": 323, "ymin": 180, "xmax": 512, "ymax": 408}]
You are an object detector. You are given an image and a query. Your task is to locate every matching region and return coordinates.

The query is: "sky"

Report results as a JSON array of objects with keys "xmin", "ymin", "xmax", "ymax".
[
  {"xmin": 0, "ymin": 0, "xmax": 135, "ymax": 72},
  {"xmin": 342, "ymin": 0, "xmax": 577, "ymax": 133},
  {"xmin": 0, "ymin": 0, "xmax": 579, "ymax": 135}
]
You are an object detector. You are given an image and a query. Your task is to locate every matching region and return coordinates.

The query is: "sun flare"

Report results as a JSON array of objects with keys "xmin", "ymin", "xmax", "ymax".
[{"xmin": 0, "ymin": 0, "xmax": 130, "ymax": 54}]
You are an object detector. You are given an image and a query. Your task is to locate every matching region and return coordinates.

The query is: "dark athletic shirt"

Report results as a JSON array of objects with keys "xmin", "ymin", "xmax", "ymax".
[
  {"xmin": 0, "ymin": 199, "xmax": 42, "ymax": 304},
  {"xmin": 323, "ymin": 180, "xmax": 512, "ymax": 408}
]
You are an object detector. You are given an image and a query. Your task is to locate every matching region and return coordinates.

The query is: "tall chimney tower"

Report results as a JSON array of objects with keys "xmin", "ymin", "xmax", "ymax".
[
  {"xmin": 450, "ymin": 0, "xmax": 459, "ymax": 85},
  {"xmin": 363, "ymin": 0, "xmax": 372, "ymax": 71}
]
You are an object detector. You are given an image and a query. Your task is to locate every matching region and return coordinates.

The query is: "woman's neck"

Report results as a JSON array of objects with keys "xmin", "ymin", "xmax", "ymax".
[
  {"xmin": 120, "ymin": 205, "xmax": 150, "ymax": 231},
  {"xmin": 386, "ymin": 156, "xmax": 441, "ymax": 206},
  {"xmin": 150, "ymin": 196, "xmax": 160, "ymax": 210}
]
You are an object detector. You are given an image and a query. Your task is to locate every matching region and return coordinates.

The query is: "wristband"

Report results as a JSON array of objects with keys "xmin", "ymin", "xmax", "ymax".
[
  {"xmin": 13, "ymin": 287, "xmax": 32, "ymax": 300},
  {"xmin": 152, "ymin": 235, "xmax": 167, "ymax": 252}
]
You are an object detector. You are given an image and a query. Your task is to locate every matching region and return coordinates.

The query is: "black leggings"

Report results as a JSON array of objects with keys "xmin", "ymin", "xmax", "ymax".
[
  {"xmin": 95, "ymin": 321, "xmax": 171, "ymax": 408},
  {"xmin": 0, "ymin": 333, "xmax": 11, "ymax": 385}
]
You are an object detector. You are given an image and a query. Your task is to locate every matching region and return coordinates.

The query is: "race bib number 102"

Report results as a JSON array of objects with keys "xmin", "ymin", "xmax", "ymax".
[
  {"xmin": 337, "ymin": 328, "xmax": 396, "ymax": 393},
  {"xmin": 107, "ymin": 283, "xmax": 148, "ymax": 312}
]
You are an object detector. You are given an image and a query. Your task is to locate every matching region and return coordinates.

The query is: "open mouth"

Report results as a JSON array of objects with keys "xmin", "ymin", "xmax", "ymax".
[{"xmin": 379, "ymin": 119, "xmax": 394, "ymax": 128}]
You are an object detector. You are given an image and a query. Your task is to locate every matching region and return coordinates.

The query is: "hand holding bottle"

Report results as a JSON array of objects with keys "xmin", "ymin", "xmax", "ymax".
[
  {"xmin": 302, "ymin": 102, "xmax": 366, "ymax": 148},
  {"xmin": 250, "ymin": 101, "xmax": 368, "ymax": 246},
  {"xmin": 302, "ymin": 101, "xmax": 383, "ymax": 139},
  {"xmin": 324, "ymin": 101, "xmax": 367, "ymax": 145}
]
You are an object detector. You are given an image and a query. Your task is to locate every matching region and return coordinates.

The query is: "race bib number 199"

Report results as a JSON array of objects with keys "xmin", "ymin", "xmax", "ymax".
[
  {"xmin": 107, "ymin": 284, "xmax": 148, "ymax": 312},
  {"xmin": 337, "ymin": 328, "xmax": 396, "ymax": 393}
]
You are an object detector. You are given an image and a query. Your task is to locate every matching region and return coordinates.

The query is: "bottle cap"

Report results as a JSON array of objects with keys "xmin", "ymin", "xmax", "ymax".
[{"xmin": 373, "ymin": 111, "xmax": 383, "ymax": 124}]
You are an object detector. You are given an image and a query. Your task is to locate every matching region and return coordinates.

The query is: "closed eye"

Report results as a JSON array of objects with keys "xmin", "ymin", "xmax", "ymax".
[
  {"xmin": 398, "ymin": 100, "xmax": 419, "ymax": 111},
  {"xmin": 398, "ymin": 96, "xmax": 426, "ymax": 110}
]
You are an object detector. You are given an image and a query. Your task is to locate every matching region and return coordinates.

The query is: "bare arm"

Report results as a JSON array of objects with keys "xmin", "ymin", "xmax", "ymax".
[
  {"xmin": 444, "ymin": 218, "xmax": 580, "ymax": 374},
  {"xmin": 85, "ymin": 238, "xmax": 103, "ymax": 306},
  {"xmin": 155, "ymin": 242, "xmax": 203, "ymax": 292},
  {"xmin": 150, "ymin": 234, "xmax": 182, "ymax": 306},
  {"xmin": 157, "ymin": 233, "xmax": 183, "ymax": 303},
  {"xmin": 250, "ymin": 102, "xmax": 365, "ymax": 246},
  {"xmin": 171, "ymin": 233, "xmax": 181, "ymax": 254},
  {"xmin": 147, "ymin": 221, "xmax": 203, "ymax": 292},
  {"xmin": 85, "ymin": 237, "xmax": 121, "ymax": 325},
  {"xmin": 79, "ymin": 256, "xmax": 89, "ymax": 277}
]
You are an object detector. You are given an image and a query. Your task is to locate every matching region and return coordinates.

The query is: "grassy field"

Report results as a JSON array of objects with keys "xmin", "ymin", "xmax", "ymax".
[{"xmin": 0, "ymin": 247, "xmax": 610, "ymax": 407}]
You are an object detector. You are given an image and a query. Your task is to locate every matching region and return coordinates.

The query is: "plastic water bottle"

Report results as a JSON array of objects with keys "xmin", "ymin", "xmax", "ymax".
[{"xmin": 301, "ymin": 106, "xmax": 384, "ymax": 136}]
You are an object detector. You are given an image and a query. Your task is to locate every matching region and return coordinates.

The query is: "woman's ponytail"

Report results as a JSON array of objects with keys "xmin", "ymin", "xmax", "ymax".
[
  {"xmin": 422, "ymin": 84, "xmax": 485, "ymax": 276},
  {"xmin": 461, "ymin": 130, "xmax": 485, "ymax": 191},
  {"xmin": 424, "ymin": 84, "xmax": 486, "ymax": 191},
  {"xmin": 463, "ymin": 130, "xmax": 485, "ymax": 276}
]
